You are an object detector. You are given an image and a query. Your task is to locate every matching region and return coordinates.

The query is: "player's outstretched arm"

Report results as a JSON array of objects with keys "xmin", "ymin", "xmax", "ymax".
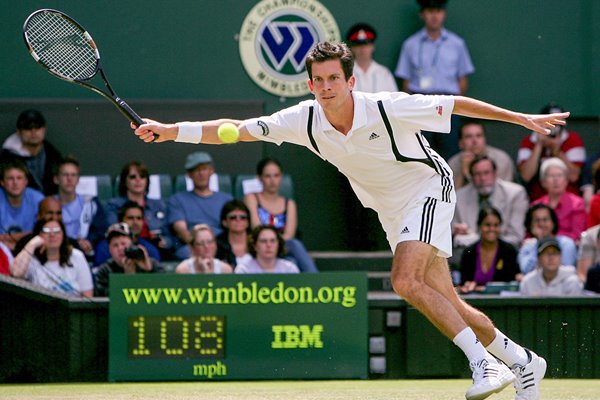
[
  {"xmin": 133, "ymin": 119, "xmax": 258, "ymax": 144},
  {"xmin": 452, "ymin": 96, "xmax": 570, "ymax": 136}
]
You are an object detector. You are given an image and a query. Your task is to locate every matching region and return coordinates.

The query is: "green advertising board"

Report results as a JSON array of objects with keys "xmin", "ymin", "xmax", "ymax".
[{"xmin": 108, "ymin": 272, "xmax": 367, "ymax": 381}]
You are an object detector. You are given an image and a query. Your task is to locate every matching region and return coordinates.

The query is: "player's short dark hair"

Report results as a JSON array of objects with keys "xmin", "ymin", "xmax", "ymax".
[
  {"xmin": 16, "ymin": 109, "xmax": 46, "ymax": 130},
  {"xmin": 305, "ymin": 42, "xmax": 354, "ymax": 81}
]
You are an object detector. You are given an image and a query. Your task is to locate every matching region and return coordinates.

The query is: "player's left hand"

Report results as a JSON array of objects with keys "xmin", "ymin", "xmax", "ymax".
[{"xmin": 524, "ymin": 111, "xmax": 570, "ymax": 136}]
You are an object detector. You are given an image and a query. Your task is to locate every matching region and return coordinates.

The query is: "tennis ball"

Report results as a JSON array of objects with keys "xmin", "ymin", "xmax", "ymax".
[{"xmin": 217, "ymin": 122, "xmax": 240, "ymax": 144}]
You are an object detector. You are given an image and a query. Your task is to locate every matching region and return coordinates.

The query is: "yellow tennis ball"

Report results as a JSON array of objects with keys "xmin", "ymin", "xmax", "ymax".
[{"xmin": 217, "ymin": 122, "xmax": 240, "ymax": 144}]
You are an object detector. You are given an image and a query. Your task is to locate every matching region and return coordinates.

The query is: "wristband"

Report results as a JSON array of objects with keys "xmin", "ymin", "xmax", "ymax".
[{"xmin": 175, "ymin": 122, "xmax": 203, "ymax": 144}]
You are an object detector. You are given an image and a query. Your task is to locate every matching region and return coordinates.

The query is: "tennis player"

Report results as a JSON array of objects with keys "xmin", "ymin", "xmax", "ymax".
[{"xmin": 134, "ymin": 42, "xmax": 565, "ymax": 400}]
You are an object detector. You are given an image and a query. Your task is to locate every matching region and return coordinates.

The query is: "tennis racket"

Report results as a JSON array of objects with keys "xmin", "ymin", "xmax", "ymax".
[{"xmin": 23, "ymin": 9, "xmax": 157, "ymax": 138}]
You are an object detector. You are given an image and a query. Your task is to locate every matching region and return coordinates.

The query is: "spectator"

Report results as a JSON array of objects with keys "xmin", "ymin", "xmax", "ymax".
[
  {"xmin": 53, "ymin": 156, "xmax": 107, "ymax": 257},
  {"xmin": 0, "ymin": 159, "xmax": 44, "ymax": 251},
  {"xmin": 10, "ymin": 219, "xmax": 93, "ymax": 297},
  {"xmin": 244, "ymin": 158, "xmax": 318, "ymax": 272},
  {"xmin": 175, "ymin": 224, "xmax": 233, "ymax": 274},
  {"xmin": 0, "ymin": 109, "xmax": 62, "ymax": 195},
  {"xmin": 531, "ymin": 157, "xmax": 586, "ymax": 242},
  {"xmin": 447, "ymin": 119, "xmax": 515, "ymax": 189},
  {"xmin": 394, "ymin": 0, "xmax": 474, "ymax": 158},
  {"xmin": 92, "ymin": 222, "xmax": 160, "ymax": 297},
  {"xmin": 168, "ymin": 152, "xmax": 233, "ymax": 259},
  {"xmin": 580, "ymin": 149, "xmax": 600, "ymax": 212},
  {"xmin": 346, "ymin": 23, "xmax": 397, "ymax": 93},
  {"xmin": 0, "ymin": 241, "xmax": 13, "ymax": 276},
  {"xmin": 216, "ymin": 200, "xmax": 252, "ymax": 268},
  {"xmin": 458, "ymin": 207, "xmax": 519, "ymax": 294},
  {"xmin": 93, "ymin": 201, "xmax": 160, "ymax": 265},
  {"xmin": 517, "ymin": 102, "xmax": 586, "ymax": 201},
  {"xmin": 105, "ymin": 161, "xmax": 170, "ymax": 255},
  {"xmin": 518, "ymin": 204, "xmax": 577, "ymax": 276},
  {"xmin": 12, "ymin": 196, "xmax": 67, "ymax": 255},
  {"xmin": 576, "ymin": 224, "xmax": 600, "ymax": 282},
  {"xmin": 452, "ymin": 156, "xmax": 527, "ymax": 264},
  {"xmin": 584, "ymin": 263, "xmax": 600, "ymax": 294},
  {"xmin": 585, "ymin": 159, "xmax": 600, "ymax": 227},
  {"xmin": 519, "ymin": 237, "xmax": 583, "ymax": 296},
  {"xmin": 235, "ymin": 225, "xmax": 299, "ymax": 274}
]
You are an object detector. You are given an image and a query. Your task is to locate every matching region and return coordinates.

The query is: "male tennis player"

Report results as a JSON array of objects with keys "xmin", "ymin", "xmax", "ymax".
[{"xmin": 134, "ymin": 42, "xmax": 565, "ymax": 400}]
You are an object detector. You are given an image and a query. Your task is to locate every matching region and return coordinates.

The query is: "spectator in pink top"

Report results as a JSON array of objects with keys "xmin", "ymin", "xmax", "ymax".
[{"xmin": 532, "ymin": 157, "xmax": 586, "ymax": 242}]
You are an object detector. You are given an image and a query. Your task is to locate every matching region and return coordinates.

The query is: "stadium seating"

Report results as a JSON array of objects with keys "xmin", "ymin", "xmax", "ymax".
[
  {"xmin": 233, "ymin": 174, "xmax": 295, "ymax": 199},
  {"xmin": 75, "ymin": 175, "xmax": 113, "ymax": 201}
]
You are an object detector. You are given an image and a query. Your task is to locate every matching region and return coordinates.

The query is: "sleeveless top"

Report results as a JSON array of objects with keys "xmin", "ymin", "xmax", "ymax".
[
  {"xmin": 255, "ymin": 194, "xmax": 288, "ymax": 230},
  {"xmin": 185, "ymin": 258, "xmax": 226, "ymax": 274}
]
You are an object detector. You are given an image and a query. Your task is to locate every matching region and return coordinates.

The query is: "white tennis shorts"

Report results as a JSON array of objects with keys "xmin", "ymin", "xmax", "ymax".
[{"xmin": 379, "ymin": 196, "xmax": 455, "ymax": 258}]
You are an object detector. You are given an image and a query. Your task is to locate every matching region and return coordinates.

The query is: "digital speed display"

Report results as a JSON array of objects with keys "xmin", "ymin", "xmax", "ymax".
[
  {"xmin": 128, "ymin": 315, "xmax": 225, "ymax": 359},
  {"xmin": 109, "ymin": 273, "xmax": 367, "ymax": 381}
]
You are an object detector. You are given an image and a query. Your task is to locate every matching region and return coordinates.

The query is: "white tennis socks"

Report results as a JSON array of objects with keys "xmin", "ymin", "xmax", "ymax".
[
  {"xmin": 485, "ymin": 328, "xmax": 529, "ymax": 367},
  {"xmin": 453, "ymin": 327, "xmax": 489, "ymax": 363}
]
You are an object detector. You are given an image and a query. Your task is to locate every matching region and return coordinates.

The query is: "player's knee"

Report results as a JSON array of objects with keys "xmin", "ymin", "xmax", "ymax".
[{"xmin": 390, "ymin": 272, "xmax": 422, "ymax": 300}]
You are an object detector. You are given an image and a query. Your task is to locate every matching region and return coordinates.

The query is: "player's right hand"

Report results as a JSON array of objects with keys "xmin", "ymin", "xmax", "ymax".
[{"xmin": 132, "ymin": 119, "xmax": 178, "ymax": 143}]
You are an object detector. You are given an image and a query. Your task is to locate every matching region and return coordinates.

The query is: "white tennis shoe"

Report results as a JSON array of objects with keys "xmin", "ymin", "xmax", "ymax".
[
  {"xmin": 512, "ymin": 349, "xmax": 547, "ymax": 400},
  {"xmin": 466, "ymin": 357, "xmax": 515, "ymax": 400}
]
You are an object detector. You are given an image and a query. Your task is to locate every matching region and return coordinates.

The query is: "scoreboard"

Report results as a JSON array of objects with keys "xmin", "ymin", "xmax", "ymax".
[{"xmin": 108, "ymin": 272, "xmax": 367, "ymax": 381}]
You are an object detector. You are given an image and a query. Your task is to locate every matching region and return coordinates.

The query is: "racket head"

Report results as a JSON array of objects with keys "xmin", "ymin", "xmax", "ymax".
[{"xmin": 23, "ymin": 9, "xmax": 100, "ymax": 83}]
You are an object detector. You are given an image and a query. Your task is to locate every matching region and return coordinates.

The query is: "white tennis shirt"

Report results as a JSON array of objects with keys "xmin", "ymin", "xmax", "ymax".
[{"xmin": 244, "ymin": 91, "xmax": 456, "ymax": 219}]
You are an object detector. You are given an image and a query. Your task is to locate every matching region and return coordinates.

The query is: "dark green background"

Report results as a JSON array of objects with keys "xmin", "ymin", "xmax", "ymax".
[{"xmin": 108, "ymin": 273, "xmax": 368, "ymax": 381}]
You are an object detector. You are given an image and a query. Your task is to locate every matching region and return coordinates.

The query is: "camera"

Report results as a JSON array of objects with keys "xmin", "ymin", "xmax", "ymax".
[{"xmin": 125, "ymin": 245, "xmax": 145, "ymax": 260}]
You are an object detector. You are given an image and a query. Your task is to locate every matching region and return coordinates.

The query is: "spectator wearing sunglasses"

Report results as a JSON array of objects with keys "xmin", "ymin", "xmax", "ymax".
[
  {"xmin": 216, "ymin": 200, "xmax": 252, "ymax": 268},
  {"xmin": 11, "ymin": 218, "xmax": 93, "ymax": 297}
]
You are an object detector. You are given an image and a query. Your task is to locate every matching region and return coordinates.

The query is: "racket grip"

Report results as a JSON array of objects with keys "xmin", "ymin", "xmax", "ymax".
[{"xmin": 114, "ymin": 97, "xmax": 160, "ymax": 140}]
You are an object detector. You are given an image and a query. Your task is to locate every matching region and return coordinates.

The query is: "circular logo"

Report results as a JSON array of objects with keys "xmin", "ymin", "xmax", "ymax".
[{"xmin": 239, "ymin": 0, "xmax": 340, "ymax": 98}]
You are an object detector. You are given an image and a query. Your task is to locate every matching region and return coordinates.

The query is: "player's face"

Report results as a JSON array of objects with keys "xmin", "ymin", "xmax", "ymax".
[
  {"xmin": 55, "ymin": 163, "xmax": 80, "ymax": 194},
  {"xmin": 308, "ymin": 59, "xmax": 355, "ymax": 111},
  {"xmin": 421, "ymin": 8, "xmax": 446, "ymax": 31},
  {"xmin": 479, "ymin": 214, "xmax": 501, "ymax": 243},
  {"xmin": 541, "ymin": 166, "xmax": 568, "ymax": 195},
  {"xmin": 254, "ymin": 229, "xmax": 279, "ymax": 260},
  {"xmin": 459, "ymin": 124, "xmax": 486, "ymax": 154},
  {"xmin": 192, "ymin": 230, "xmax": 217, "ymax": 258},
  {"xmin": 1, "ymin": 168, "xmax": 28, "ymax": 198},
  {"xmin": 259, "ymin": 163, "xmax": 282, "ymax": 194},
  {"xmin": 122, "ymin": 208, "xmax": 144, "ymax": 236},
  {"xmin": 18, "ymin": 127, "xmax": 46, "ymax": 147},
  {"xmin": 471, "ymin": 160, "xmax": 496, "ymax": 195},
  {"xmin": 126, "ymin": 167, "xmax": 148, "ymax": 196}
]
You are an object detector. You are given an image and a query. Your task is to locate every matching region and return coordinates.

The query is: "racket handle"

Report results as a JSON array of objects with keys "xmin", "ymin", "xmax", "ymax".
[{"xmin": 114, "ymin": 96, "xmax": 160, "ymax": 140}]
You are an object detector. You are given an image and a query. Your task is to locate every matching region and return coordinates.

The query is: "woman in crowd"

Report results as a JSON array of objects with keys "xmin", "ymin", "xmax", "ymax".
[
  {"xmin": 518, "ymin": 204, "xmax": 577, "ymax": 275},
  {"xmin": 10, "ymin": 218, "xmax": 93, "ymax": 297},
  {"xmin": 216, "ymin": 200, "xmax": 253, "ymax": 267},
  {"xmin": 235, "ymin": 225, "xmax": 299, "ymax": 274},
  {"xmin": 244, "ymin": 157, "xmax": 318, "ymax": 272},
  {"xmin": 176, "ymin": 224, "xmax": 233, "ymax": 274},
  {"xmin": 586, "ymin": 158, "xmax": 600, "ymax": 227},
  {"xmin": 531, "ymin": 157, "xmax": 586, "ymax": 242},
  {"xmin": 105, "ymin": 161, "xmax": 170, "ymax": 253},
  {"xmin": 458, "ymin": 207, "xmax": 519, "ymax": 293}
]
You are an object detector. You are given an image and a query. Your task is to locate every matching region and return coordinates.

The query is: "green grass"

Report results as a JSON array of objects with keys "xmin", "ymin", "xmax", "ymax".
[{"xmin": 1, "ymin": 380, "xmax": 599, "ymax": 400}]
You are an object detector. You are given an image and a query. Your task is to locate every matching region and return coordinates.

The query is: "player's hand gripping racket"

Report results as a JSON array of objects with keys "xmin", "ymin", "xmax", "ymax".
[{"xmin": 23, "ymin": 9, "xmax": 157, "ymax": 139}]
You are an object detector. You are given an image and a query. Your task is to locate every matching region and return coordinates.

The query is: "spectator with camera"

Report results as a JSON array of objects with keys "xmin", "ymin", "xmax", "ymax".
[
  {"xmin": 92, "ymin": 222, "xmax": 161, "ymax": 297},
  {"xmin": 517, "ymin": 102, "xmax": 586, "ymax": 201},
  {"xmin": 93, "ymin": 201, "xmax": 160, "ymax": 265}
]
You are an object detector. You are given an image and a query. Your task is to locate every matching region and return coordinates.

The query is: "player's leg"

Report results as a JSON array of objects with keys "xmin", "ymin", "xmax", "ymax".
[{"xmin": 424, "ymin": 253, "xmax": 545, "ymax": 400}]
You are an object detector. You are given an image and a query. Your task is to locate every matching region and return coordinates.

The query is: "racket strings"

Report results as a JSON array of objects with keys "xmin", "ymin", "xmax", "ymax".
[{"xmin": 25, "ymin": 11, "xmax": 98, "ymax": 81}]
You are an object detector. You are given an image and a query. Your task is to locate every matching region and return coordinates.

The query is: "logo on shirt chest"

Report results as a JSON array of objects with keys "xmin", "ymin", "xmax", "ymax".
[{"xmin": 368, "ymin": 132, "xmax": 380, "ymax": 140}]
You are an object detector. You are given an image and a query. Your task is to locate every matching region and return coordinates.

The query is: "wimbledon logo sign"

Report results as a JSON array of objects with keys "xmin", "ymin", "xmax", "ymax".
[{"xmin": 239, "ymin": 0, "xmax": 340, "ymax": 97}]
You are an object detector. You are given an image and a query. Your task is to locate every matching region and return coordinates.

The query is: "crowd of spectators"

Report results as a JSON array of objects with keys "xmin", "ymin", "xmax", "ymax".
[{"xmin": 1, "ymin": 0, "xmax": 599, "ymax": 298}]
